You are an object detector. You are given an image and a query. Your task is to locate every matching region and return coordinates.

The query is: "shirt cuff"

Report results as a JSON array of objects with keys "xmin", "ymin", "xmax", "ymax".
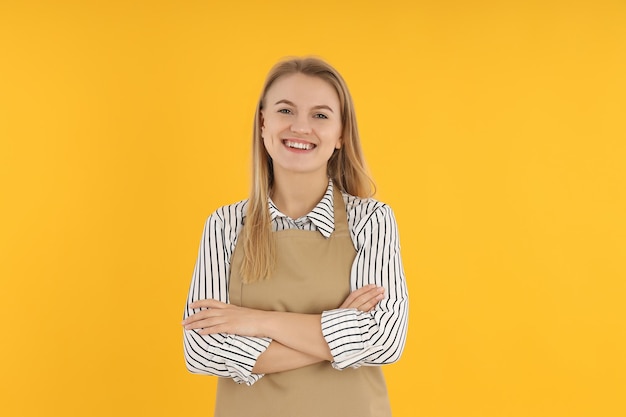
[
  {"xmin": 221, "ymin": 335, "xmax": 272, "ymax": 385},
  {"xmin": 321, "ymin": 309, "xmax": 384, "ymax": 370}
]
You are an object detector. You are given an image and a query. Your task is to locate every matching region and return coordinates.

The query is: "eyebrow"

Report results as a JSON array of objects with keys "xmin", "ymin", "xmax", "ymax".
[{"xmin": 274, "ymin": 99, "xmax": 335, "ymax": 113}]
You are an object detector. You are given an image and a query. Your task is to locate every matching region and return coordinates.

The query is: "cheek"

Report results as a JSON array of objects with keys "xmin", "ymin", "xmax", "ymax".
[
  {"xmin": 318, "ymin": 121, "xmax": 341, "ymax": 137},
  {"xmin": 263, "ymin": 119, "xmax": 288, "ymax": 139},
  {"xmin": 330, "ymin": 126, "xmax": 343, "ymax": 148},
  {"xmin": 262, "ymin": 136, "xmax": 272, "ymax": 150},
  {"xmin": 262, "ymin": 135, "xmax": 282, "ymax": 159}
]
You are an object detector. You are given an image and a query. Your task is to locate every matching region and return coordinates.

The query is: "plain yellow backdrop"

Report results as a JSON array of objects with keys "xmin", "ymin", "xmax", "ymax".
[{"xmin": 1, "ymin": 1, "xmax": 625, "ymax": 416}]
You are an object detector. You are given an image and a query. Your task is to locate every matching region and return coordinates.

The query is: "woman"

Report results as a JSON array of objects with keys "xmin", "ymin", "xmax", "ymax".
[{"xmin": 182, "ymin": 57, "xmax": 408, "ymax": 417}]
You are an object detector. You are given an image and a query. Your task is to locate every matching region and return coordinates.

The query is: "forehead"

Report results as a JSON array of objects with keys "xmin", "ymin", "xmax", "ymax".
[{"xmin": 265, "ymin": 73, "xmax": 340, "ymax": 107}]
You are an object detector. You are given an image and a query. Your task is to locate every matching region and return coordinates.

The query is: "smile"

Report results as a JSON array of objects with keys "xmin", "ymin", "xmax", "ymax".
[{"xmin": 283, "ymin": 140, "xmax": 316, "ymax": 150}]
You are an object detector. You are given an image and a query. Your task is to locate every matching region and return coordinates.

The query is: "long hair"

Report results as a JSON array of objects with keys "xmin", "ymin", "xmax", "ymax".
[{"xmin": 239, "ymin": 57, "xmax": 375, "ymax": 283}]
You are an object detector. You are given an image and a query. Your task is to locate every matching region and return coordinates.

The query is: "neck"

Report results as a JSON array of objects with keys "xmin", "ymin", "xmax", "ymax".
[{"xmin": 271, "ymin": 171, "xmax": 329, "ymax": 219}]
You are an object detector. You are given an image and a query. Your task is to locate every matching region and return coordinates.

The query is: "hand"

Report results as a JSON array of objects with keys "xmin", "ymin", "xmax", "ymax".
[
  {"xmin": 339, "ymin": 284, "xmax": 385, "ymax": 312},
  {"xmin": 182, "ymin": 299, "xmax": 268, "ymax": 337}
]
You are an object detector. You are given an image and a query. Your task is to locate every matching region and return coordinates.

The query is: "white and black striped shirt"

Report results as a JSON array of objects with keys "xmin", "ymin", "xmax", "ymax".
[{"xmin": 183, "ymin": 181, "xmax": 409, "ymax": 386}]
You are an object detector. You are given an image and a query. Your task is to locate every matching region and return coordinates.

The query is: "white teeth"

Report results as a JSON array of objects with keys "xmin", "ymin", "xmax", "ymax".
[{"xmin": 284, "ymin": 140, "xmax": 314, "ymax": 150}]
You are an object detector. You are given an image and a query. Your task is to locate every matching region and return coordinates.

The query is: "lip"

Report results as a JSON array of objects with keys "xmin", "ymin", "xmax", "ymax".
[{"xmin": 282, "ymin": 138, "xmax": 316, "ymax": 152}]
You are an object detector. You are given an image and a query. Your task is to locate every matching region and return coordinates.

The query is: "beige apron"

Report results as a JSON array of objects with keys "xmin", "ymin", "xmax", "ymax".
[{"xmin": 214, "ymin": 187, "xmax": 391, "ymax": 417}]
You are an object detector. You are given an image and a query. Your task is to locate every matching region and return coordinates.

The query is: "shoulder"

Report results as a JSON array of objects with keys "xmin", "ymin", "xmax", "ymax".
[
  {"xmin": 204, "ymin": 199, "xmax": 249, "ymax": 232},
  {"xmin": 342, "ymin": 192, "xmax": 395, "ymax": 229}
]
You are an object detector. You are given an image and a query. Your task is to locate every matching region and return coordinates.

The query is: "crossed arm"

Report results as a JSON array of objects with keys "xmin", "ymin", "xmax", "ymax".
[
  {"xmin": 183, "ymin": 204, "xmax": 408, "ymax": 384},
  {"xmin": 182, "ymin": 284, "xmax": 385, "ymax": 374}
]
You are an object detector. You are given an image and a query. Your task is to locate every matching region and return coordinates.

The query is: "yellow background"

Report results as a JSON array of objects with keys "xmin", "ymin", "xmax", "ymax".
[{"xmin": 1, "ymin": 1, "xmax": 625, "ymax": 416}]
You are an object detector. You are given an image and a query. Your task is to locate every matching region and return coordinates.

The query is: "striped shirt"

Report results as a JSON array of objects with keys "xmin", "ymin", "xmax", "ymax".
[{"xmin": 183, "ymin": 180, "xmax": 409, "ymax": 386}]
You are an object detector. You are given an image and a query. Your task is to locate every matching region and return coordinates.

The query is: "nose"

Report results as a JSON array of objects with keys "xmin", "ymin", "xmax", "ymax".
[{"xmin": 290, "ymin": 114, "xmax": 312, "ymax": 134}]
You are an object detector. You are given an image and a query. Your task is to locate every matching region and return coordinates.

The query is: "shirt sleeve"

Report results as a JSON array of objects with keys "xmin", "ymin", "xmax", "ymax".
[
  {"xmin": 321, "ymin": 204, "xmax": 409, "ymax": 370},
  {"xmin": 182, "ymin": 211, "xmax": 271, "ymax": 385}
]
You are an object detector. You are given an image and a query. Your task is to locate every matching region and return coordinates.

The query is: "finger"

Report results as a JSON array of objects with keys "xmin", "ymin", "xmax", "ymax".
[
  {"xmin": 197, "ymin": 323, "xmax": 230, "ymax": 335},
  {"xmin": 341, "ymin": 288, "xmax": 376, "ymax": 309},
  {"xmin": 182, "ymin": 312, "xmax": 208, "ymax": 326},
  {"xmin": 345, "ymin": 287, "xmax": 384, "ymax": 309},
  {"xmin": 182, "ymin": 307, "xmax": 224, "ymax": 326},
  {"xmin": 340, "ymin": 285, "xmax": 377, "ymax": 308},
  {"xmin": 353, "ymin": 287, "xmax": 384, "ymax": 304},
  {"xmin": 189, "ymin": 299, "xmax": 227, "ymax": 310},
  {"xmin": 356, "ymin": 291, "xmax": 385, "ymax": 312},
  {"xmin": 184, "ymin": 316, "xmax": 227, "ymax": 331}
]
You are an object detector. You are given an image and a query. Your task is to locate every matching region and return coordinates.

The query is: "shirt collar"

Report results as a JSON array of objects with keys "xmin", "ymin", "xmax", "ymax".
[{"xmin": 268, "ymin": 179, "xmax": 336, "ymax": 238}]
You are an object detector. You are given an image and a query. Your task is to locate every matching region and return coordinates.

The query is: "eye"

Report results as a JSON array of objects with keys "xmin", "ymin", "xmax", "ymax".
[
  {"xmin": 278, "ymin": 108, "xmax": 292, "ymax": 114},
  {"xmin": 313, "ymin": 113, "xmax": 328, "ymax": 119}
]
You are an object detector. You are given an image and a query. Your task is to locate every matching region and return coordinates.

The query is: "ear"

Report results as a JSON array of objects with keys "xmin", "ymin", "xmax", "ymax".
[{"xmin": 335, "ymin": 137, "xmax": 342, "ymax": 149}]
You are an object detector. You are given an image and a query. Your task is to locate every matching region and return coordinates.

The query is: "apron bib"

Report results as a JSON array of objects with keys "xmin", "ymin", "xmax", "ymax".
[{"xmin": 215, "ymin": 187, "xmax": 391, "ymax": 417}]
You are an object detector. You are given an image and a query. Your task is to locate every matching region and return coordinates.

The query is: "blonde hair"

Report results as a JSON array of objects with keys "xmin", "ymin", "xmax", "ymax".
[{"xmin": 240, "ymin": 57, "xmax": 375, "ymax": 283}]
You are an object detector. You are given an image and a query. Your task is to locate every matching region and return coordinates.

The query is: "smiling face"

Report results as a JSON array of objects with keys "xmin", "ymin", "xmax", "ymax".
[{"xmin": 261, "ymin": 73, "xmax": 342, "ymax": 182}]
